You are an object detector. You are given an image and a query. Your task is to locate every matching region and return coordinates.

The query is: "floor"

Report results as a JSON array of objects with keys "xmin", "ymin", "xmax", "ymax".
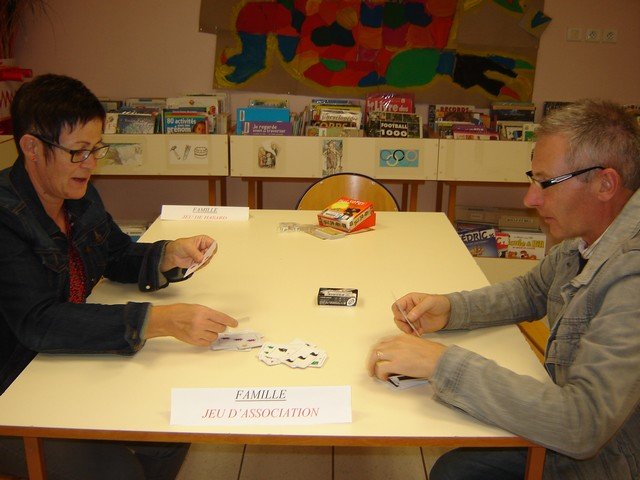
[{"xmin": 175, "ymin": 258, "xmax": 539, "ymax": 480}]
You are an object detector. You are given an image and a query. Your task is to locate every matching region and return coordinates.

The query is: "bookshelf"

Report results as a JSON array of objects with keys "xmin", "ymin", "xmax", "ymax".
[
  {"xmin": 230, "ymin": 135, "xmax": 439, "ymax": 210},
  {"xmin": 0, "ymin": 134, "xmax": 535, "ymax": 218}
]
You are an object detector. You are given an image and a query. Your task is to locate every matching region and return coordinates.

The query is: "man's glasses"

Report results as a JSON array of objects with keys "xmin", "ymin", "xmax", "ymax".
[
  {"xmin": 31, "ymin": 133, "xmax": 110, "ymax": 163},
  {"xmin": 525, "ymin": 166, "xmax": 604, "ymax": 189}
]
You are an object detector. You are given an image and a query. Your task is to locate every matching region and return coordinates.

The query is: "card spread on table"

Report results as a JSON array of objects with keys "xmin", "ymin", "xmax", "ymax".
[
  {"xmin": 211, "ymin": 330, "xmax": 264, "ymax": 351},
  {"xmin": 184, "ymin": 240, "xmax": 217, "ymax": 277},
  {"xmin": 258, "ymin": 339, "xmax": 327, "ymax": 369}
]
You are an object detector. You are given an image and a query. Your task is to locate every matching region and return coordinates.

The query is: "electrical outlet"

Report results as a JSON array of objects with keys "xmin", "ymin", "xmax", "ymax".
[
  {"xmin": 566, "ymin": 27, "xmax": 582, "ymax": 42},
  {"xmin": 603, "ymin": 28, "xmax": 618, "ymax": 43},
  {"xmin": 585, "ymin": 28, "xmax": 601, "ymax": 42}
]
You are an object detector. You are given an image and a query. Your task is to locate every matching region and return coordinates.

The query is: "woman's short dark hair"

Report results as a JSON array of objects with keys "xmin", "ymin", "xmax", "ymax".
[{"xmin": 11, "ymin": 74, "xmax": 105, "ymax": 158}]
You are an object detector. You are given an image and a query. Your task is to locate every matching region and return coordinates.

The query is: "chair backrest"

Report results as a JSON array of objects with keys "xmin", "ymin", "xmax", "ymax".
[{"xmin": 296, "ymin": 173, "xmax": 399, "ymax": 211}]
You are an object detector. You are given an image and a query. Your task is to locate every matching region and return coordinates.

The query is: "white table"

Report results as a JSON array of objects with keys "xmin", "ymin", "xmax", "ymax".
[{"xmin": 0, "ymin": 210, "xmax": 549, "ymax": 479}]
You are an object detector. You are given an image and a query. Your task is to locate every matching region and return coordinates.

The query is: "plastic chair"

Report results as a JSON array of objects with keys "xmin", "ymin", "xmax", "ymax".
[{"xmin": 296, "ymin": 173, "xmax": 400, "ymax": 211}]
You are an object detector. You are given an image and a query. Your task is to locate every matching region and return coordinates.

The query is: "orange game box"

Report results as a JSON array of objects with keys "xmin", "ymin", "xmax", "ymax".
[{"xmin": 317, "ymin": 197, "xmax": 376, "ymax": 233}]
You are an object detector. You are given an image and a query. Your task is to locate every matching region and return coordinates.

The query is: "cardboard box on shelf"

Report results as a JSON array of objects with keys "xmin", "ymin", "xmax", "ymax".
[
  {"xmin": 456, "ymin": 224, "xmax": 498, "ymax": 257},
  {"xmin": 456, "ymin": 205, "xmax": 540, "ymax": 230},
  {"xmin": 501, "ymin": 230, "xmax": 547, "ymax": 260}
]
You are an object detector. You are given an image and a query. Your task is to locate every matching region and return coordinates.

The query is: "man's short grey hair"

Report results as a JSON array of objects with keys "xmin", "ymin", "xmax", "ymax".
[{"xmin": 536, "ymin": 99, "xmax": 640, "ymax": 191}]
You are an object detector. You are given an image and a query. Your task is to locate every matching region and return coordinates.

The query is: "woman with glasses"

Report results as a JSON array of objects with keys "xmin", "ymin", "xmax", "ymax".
[{"xmin": 0, "ymin": 74, "xmax": 237, "ymax": 479}]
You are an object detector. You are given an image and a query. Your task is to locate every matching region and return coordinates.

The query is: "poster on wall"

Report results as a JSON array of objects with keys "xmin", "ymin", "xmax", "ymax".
[{"xmin": 200, "ymin": 0, "xmax": 550, "ymax": 106}]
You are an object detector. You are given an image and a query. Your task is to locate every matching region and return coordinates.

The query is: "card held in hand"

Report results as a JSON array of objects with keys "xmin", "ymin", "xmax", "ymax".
[
  {"xmin": 185, "ymin": 240, "xmax": 218, "ymax": 277},
  {"xmin": 387, "ymin": 375, "xmax": 429, "ymax": 390},
  {"xmin": 210, "ymin": 330, "xmax": 264, "ymax": 351}
]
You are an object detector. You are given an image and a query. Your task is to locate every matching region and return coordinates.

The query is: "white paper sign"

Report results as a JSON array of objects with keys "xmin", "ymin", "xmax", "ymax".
[
  {"xmin": 161, "ymin": 205, "xmax": 249, "ymax": 221},
  {"xmin": 170, "ymin": 386, "xmax": 352, "ymax": 426}
]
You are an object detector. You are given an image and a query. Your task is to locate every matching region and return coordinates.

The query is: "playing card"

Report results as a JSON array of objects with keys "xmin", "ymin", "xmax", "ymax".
[
  {"xmin": 387, "ymin": 375, "xmax": 429, "ymax": 390},
  {"xmin": 257, "ymin": 340, "xmax": 327, "ymax": 369},
  {"xmin": 210, "ymin": 331, "xmax": 263, "ymax": 351},
  {"xmin": 185, "ymin": 240, "xmax": 218, "ymax": 277},
  {"xmin": 258, "ymin": 343, "xmax": 294, "ymax": 365}
]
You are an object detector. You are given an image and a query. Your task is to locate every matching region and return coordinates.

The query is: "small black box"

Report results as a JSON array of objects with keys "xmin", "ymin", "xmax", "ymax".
[{"xmin": 317, "ymin": 287, "xmax": 358, "ymax": 307}]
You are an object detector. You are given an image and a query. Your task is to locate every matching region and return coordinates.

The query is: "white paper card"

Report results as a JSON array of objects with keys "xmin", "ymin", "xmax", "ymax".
[
  {"xmin": 161, "ymin": 205, "xmax": 249, "ymax": 221},
  {"xmin": 170, "ymin": 386, "xmax": 352, "ymax": 426}
]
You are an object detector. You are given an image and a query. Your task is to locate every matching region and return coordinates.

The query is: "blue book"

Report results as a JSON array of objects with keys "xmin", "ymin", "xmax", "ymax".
[{"xmin": 236, "ymin": 107, "xmax": 290, "ymax": 134}]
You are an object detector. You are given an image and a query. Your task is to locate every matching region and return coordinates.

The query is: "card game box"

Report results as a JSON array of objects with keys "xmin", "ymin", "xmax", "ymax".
[
  {"xmin": 457, "ymin": 224, "xmax": 498, "ymax": 257},
  {"xmin": 317, "ymin": 197, "xmax": 376, "ymax": 233},
  {"xmin": 317, "ymin": 287, "xmax": 358, "ymax": 306},
  {"xmin": 500, "ymin": 230, "xmax": 547, "ymax": 259}
]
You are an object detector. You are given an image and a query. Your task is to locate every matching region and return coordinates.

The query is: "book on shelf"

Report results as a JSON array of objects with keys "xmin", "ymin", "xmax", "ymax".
[
  {"xmin": 522, "ymin": 123, "xmax": 539, "ymax": 141},
  {"xmin": 451, "ymin": 123, "xmax": 498, "ymax": 140},
  {"xmin": 99, "ymin": 98, "xmax": 123, "ymax": 113},
  {"xmin": 163, "ymin": 107, "xmax": 208, "ymax": 134},
  {"xmin": 118, "ymin": 103, "xmax": 164, "ymax": 133},
  {"xmin": 241, "ymin": 121, "xmax": 292, "ymax": 136},
  {"xmin": 249, "ymin": 97, "xmax": 289, "ymax": 108},
  {"xmin": 125, "ymin": 97, "xmax": 167, "ymax": 109},
  {"xmin": 496, "ymin": 120, "xmax": 537, "ymax": 141},
  {"xmin": 116, "ymin": 112, "xmax": 156, "ymax": 134},
  {"xmin": 183, "ymin": 92, "xmax": 230, "ymax": 115},
  {"xmin": 167, "ymin": 96, "xmax": 221, "ymax": 133},
  {"xmin": 428, "ymin": 104, "xmax": 476, "ymax": 130},
  {"xmin": 311, "ymin": 105, "xmax": 362, "ymax": 129},
  {"xmin": 365, "ymin": 92, "xmax": 414, "ymax": 122},
  {"xmin": 305, "ymin": 125, "xmax": 363, "ymax": 137},
  {"xmin": 490, "ymin": 102, "xmax": 536, "ymax": 126},
  {"xmin": 365, "ymin": 111, "xmax": 422, "ymax": 138},
  {"xmin": 236, "ymin": 106, "xmax": 290, "ymax": 135}
]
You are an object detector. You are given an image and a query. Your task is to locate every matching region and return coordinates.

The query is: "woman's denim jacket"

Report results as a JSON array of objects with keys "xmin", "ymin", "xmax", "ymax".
[
  {"xmin": 432, "ymin": 189, "xmax": 640, "ymax": 479},
  {"xmin": 0, "ymin": 159, "xmax": 172, "ymax": 394}
]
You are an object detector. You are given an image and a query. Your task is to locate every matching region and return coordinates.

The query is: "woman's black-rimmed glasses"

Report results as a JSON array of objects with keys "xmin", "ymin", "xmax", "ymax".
[{"xmin": 30, "ymin": 133, "xmax": 110, "ymax": 163}]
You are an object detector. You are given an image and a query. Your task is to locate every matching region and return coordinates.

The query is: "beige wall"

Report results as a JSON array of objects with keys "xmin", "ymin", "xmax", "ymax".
[{"xmin": 14, "ymin": 0, "xmax": 640, "ymax": 222}]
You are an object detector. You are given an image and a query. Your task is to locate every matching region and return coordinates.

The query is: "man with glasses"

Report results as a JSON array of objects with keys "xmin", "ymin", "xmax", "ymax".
[
  {"xmin": 0, "ymin": 74, "xmax": 238, "ymax": 478},
  {"xmin": 368, "ymin": 99, "xmax": 640, "ymax": 479}
]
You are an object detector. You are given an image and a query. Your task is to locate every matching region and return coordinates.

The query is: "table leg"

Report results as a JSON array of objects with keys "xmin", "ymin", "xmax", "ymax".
[
  {"xmin": 219, "ymin": 177, "xmax": 227, "ymax": 206},
  {"xmin": 447, "ymin": 183, "xmax": 457, "ymax": 224},
  {"xmin": 247, "ymin": 179, "xmax": 257, "ymax": 209},
  {"xmin": 524, "ymin": 446, "xmax": 546, "ymax": 480},
  {"xmin": 208, "ymin": 178, "xmax": 217, "ymax": 206},
  {"xmin": 408, "ymin": 182, "xmax": 418, "ymax": 212},
  {"xmin": 256, "ymin": 181, "xmax": 263, "ymax": 209},
  {"xmin": 435, "ymin": 181, "xmax": 443, "ymax": 212},
  {"xmin": 24, "ymin": 437, "xmax": 47, "ymax": 480},
  {"xmin": 400, "ymin": 183, "xmax": 409, "ymax": 211}
]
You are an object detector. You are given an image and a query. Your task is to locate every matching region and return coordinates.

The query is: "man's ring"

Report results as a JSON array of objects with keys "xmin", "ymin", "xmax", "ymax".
[{"xmin": 376, "ymin": 350, "xmax": 384, "ymax": 360}]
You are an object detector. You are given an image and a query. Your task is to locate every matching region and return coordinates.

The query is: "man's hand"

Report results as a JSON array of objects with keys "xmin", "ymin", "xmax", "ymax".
[
  {"xmin": 366, "ymin": 334, "xmax": 447, "ymax": 381},
  {"xmin": 393, "ymin": 292, "xmax": 451, "ymax": 335}
]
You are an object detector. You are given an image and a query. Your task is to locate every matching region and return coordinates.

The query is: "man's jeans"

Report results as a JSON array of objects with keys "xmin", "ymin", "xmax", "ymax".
[{"xmin": 430, "ymin": 447, "xmax": 528, "ymax": 480}]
